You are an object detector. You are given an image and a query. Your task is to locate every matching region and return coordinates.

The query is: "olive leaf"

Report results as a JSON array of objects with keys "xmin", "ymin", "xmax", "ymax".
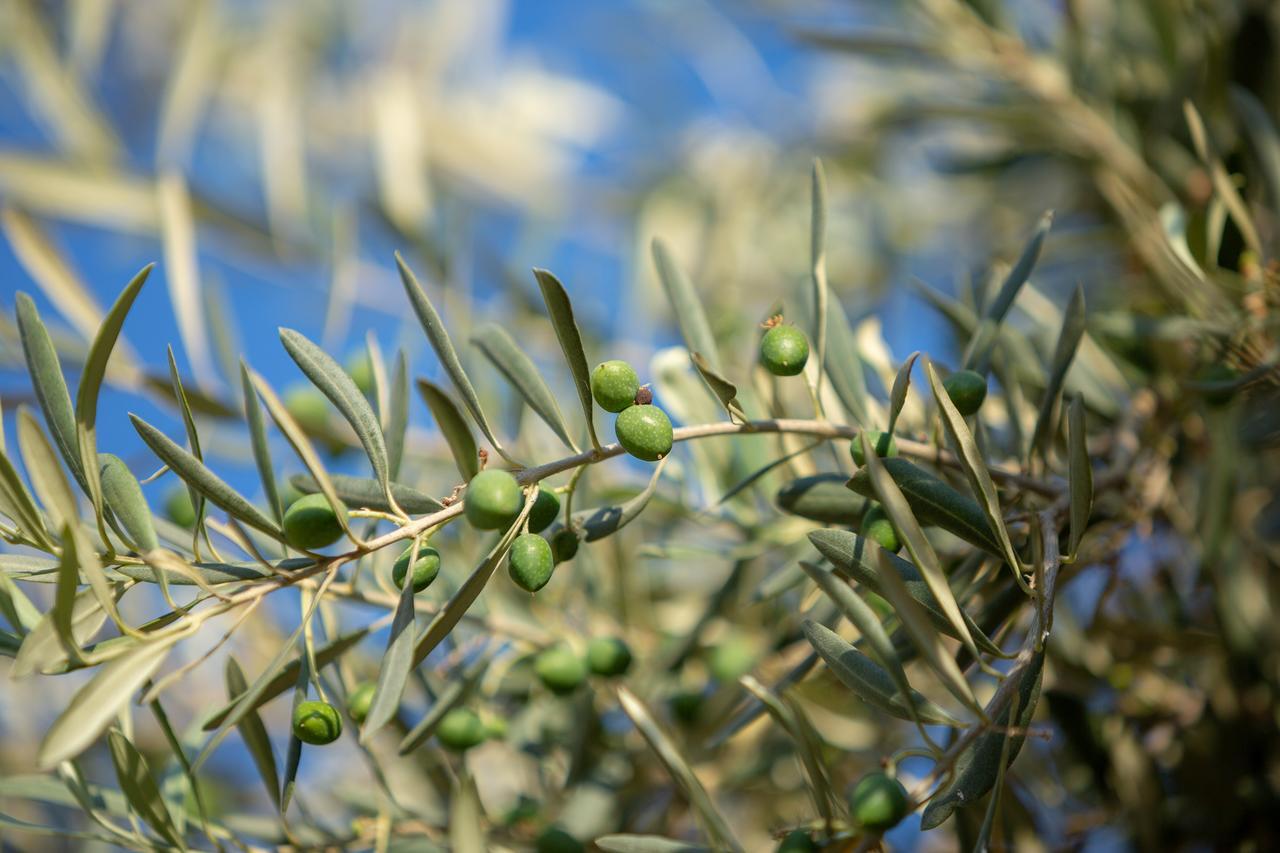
[
  {"xmin": 359, "ymin": 549, "xmax": 419, "ymax": 741},
  {"xmin": 0, "ymin": 446, "xmax": 55, "ymax": 551},
  {"xmin": 595, "ymin": 836, "xmax": 713, "ymax": 853},
  {"xmin": 224, "ymin": 657, "xmax": 281, "ymax": 808},
  {"xmin": 472, "ymin": 322, "xmax": 578, "ymax": 451},
  {"xmin": 847, "ymin": 457, "xmax": 1002, "ymax": 555},
  {"xmin": 1067, "ymin": 395, "xmax": 1092, "ymax": 558},
  {"xmin": 115, "ymin": 558, "xmax": 308, "ymax": 586},
  {"xmin": 822, "ymin": 296, "xmax": 872, "ymax": 426},
  {"xmin": 651, "ymin": 238, "xmax": 722, "ymax": 374},
  {"xmin": 240, "ymin": 362, "xmax": 282, "ymax": 525},
  {"xmin": 11, "ymin": 579, "xmax": 111, "ymax": 679},
  {"xmin": 739, "ymin": 674, "xmax": 836, "ymax": 827},
  {"xmin": 1030, "ymin": 284, "xmax": 1086, "ymax": 461},
  {"xmin": 14, "ymin": 292, "xmax": 85, "ymax": 491},
  {"xmin": 384, "ymin": 350, "xmax": 410, "ymax": 479},
  {"xmin": 777, "ymin": 473, "xmax": 866, "ymax": 524},
  {"xmin": 98, "ymin": 454, "xmax": 159, "ymax": 553},
  {"xmin": 616, "ymin": 685, "xmax": 740, "ymax": 851},
  {"xmin": 398, "ymin": 654, "xmax": 489, "ymax": 754},
  {"xmin": 886, "ymin": 351, "xmax": 920, "ymax": 435},
  {"xmin": 0, "ymin": 571, "xmax": 42, "ymax": 631},
  {"xmin": 396, "ymin": 253, "xmax": 511, "ymax": 461},
  {"xmin": 690, "ymin": 352, "xmax": 747, "ymax": 424},
  {"xmin": 801, "ymin": 620, "xmax": 960, "ymax": 726},
  {"xmin": 574, "ymin": 456, "xmax": 670, "ymax": 541},
  {"xmin": 962, "ymin": 211, "xmax": 1052, "ymax": 373},
  {"xmin": 289, "ymin": 473, "xmax": 443, "ymax": 515},
  {"xmin": 450, "ymin": 770, "xmax": 486, "ymax": 853},
  {"xmin": 971, "ymin": 689, "xmax": 1021, "ymax": 852},
  {"xmin": 167, "ymin": 347, "xmax": 208, "ymax": 541},
  {"xmin": 416, "ymin": 378, "xmax": 479, "ymax": 482},
  {"xmin": 809, "ymin": 158, "xmax": 829, "ymax": 393},
  {"xmin": 533, "ymin": 267, "xmax": 601, "ymax": 449},
  {"xmin": 130, "ymin": 414, "xmax": 282, "ymax": 540},
  {"xmin": 37, "ymin": 638, "xmax": 175, "ymax": 768},
  {"xmin": 107, "ymin": 730, "xmax": 186, "ymax": 850},
  {"xmin": 15, "ymin": 406, "xmax": 77, "ymax": 531}
]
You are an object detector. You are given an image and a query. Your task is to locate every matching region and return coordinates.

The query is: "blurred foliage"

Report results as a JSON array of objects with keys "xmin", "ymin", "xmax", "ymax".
[{"xmin": 0, "ymin": 0, "xmax": 1278, "ymax": 851}]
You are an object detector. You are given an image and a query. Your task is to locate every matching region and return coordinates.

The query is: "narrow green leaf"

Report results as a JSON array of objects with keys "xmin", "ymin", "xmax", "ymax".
[
  {"xmin": 616, "ymin": 686, "xmax": 739, "ymax": 851},
  {"xmin": 107, "ymin": 730, "xmax": 185, "ymax": 850},
  {"xmin": 280, "ymin": 328, "xmax": 392, "ymax": 505},
  {"xmin": 75, "ymin": 263, "xmax": 154, "ymax": 528},
  {"xmin": 130, "ymin": 414, "xmax": 282, "ymax": 540},
  {"xmin": 962, "ymin": 212, "xmax": 1052, "ymax": 372},
  {"xmin": 12, "ymin": 581, "xmax": 109, "ymax": 678},
  {"xmin": 925, "ymin": 361, "xmax": 1025, "ymax": 585},
  {"xmin": 450, "ymin": 771, "xmax": 486, "ymax": 853},
  {"xmin": 396, "ymin": 253, "xmax": 508, "ymax": 459},
  {"xmin": 595, "ymin": 836, "xmax": 712, "ymax": 853},
  {"xmin": 801, "ymin": 620, "xmax": 959, "ymax": 726},
  {"xmin": 37, "ymin": 638, "xmax": 174, "ymax": 768},
  {"xmin": 416, "ymin": 379, "xmax": 479, "ymax": 482},
  {"xmin": 847, "ymin": 458, "xmax": 1001, "ymax": 554},
  {"xmin": 225, "ymin": 657, "xmax": 280, "ymax": 808},
  {"xmin": 385, "ymin": 350, "xmax": 410, "ymax": 479},
  {"xmin": 886, "ymin": 351, "xmax": 920, "ymax": 435},
  {"xmin": 240, "ymin": 362, "xmax": 282, "ymax": 525},
  {"xmin": 690, "ymin": 352, "xmax": 747, "ymax": 424},
  {"xmin": 14, "ymin": 292, "xmax": 85, "ymax": 490},
  {"xmin": 115, "ymin": 558, "xmax": 308, "ymax": 586},
  {"xmin": 823, "ymin": 297, "xmax": 871, "ymax": 426},
  {"xmin": 971, "ymin": 690, "xmax": 1020, "ymax": 853},
  {"xmin": 651, "ymin": 239, "xmax": 722, "ymax": 373},
  {"xmin": 1030, "ymin": 284, "xmax": 1086, "ymax": 460},
  {"xmin": 472, "ymin": 322, "xmax": 578, "ymax": 451},
  {"xmin": 15, "ymin": 406, "xmax": 77, "ymax": 529},
  {"xmin": 532, "ymin": 267, "xmax": 601, "ymax": 449},
  {"xmin": 166, "ymin": 346, "xmax": 208, "ymax": 541},
  {"xmin": 0, "ymin": 571, "xmax": 42, "ymax": 632},
  {"xmin": 1067, "ymin": 395, "xmax": 1092, "ymax": 558},
  {"xmin": 0, "ymin": 448, "xmax": 54, "ymax": 550},
  {"xmin": 574, "ymin": 456, "xmax": 670, "ymax": 542},
  {"xmin": 289, "ymin": 473, "xmax": 443, "ymax": 515},
  {"xmin": 777, "ymin": 472, "xmax": 866, "ymax": 525},
  {"xmin": 397, "ymin": 655, "xmax": 489, "ymax": 754},
  {"xmin": 739, "ymin": 675, "xmax": 835, "ymax": 827},
  {"xmin": 359, "ymin": 550, "xmax": 419, "ymax": 740},
  {"xmin": 810, "ymin": 159, "xmax": 829, "ymax": 391},
  {"xmin": 98, "ymin": 454, "xmax": 158, "ymax": 552}
]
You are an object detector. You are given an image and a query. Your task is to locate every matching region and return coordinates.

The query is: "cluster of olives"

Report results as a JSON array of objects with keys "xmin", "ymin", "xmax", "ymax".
[
  {"xmin": 533, "ymin": 638, "xmax": 632, "ymax": 695},
  {"xmin": 769, "ymin": 772, "xmax": 909, "ymax": 850},
  {"xmin": 462, "ymin": 468, "xmax": 579, "ymax": 593},
  {"xmin": 591, "ymin": 360, "xmax": 673, "ymax": 462}
]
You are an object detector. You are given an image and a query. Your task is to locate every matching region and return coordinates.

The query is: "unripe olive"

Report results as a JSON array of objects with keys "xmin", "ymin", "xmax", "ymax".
[
  {"xmin": 591, "ymin": 360, "xmax": 640, "ymax": 413},
  {"xmin": 284, "ymin": 385, "xmax": 331, "ymax": 434},
  {"xmin": 535, "ymin": 826, "xmax": 584, "ymax": 853},
  {"xmin": 527, "ymin": 489, "xmax": 561, "ymax": 534},
  {"xmin": 347, "ymin": 682, "xmax": 376, "ymax": 724},
  {"xmin": 942, "ymin": 369, "xmax": 987, "ymax": 416},
  {"xmin": 164, "ymin": 487, "xmax": 196, "ymax": 529},
  {"xmin": 849, "ymin": 772, "xmax": 909, "ymax": 832},
  {"xmin": 776, "ymin": 829, "xmax": 818, "ymax": 852},
  {"xmin": 464, "ymin": 469, "xmax": 523, "ymax": 530},
  {"xmin": 707, "ymin": 633, "xmax": 757, "ymax": 683},
  {"xmin": 279, "ymin": 478, "xmax": 307, "ymax": 511},
  {"xmin": 392, "ymin": 544, "xmax": 441, "ymax": 593},
  {"xmin": 345, "ymin": 353, "xmax": 375, "ymax": 397},
  {"xmin": 550, "ymin": 527, "xmax": 580, "ymax": 564},
  {"xmin": 760, "ymin": 325, "xmax": 809, "ymax": 376},
  {"xmin": 283, "ymin": 493, "xmax": 345, "ymax": 550},
  {"xmin": 615, "ymin": 404, "xmax": 673, "ymax": 462},
  {"xmin": 484, "ymin": 715, "xmax": 508, "ymax": 741},
  {"xmin": 508, "ymin": 533, "xmax": 555, "ymax": 592},
  {"xmin": 850, "ymin": 430, "xmax": 898, "ymax": 467},
  {"xmin": 436, "ymin": 707, "xmax": 487, "ymax": 752},
  {"xmin": 293, "ymin": 700, "xmax": 342, "ymax": 745},
  {"xmin": 861, "ymin": 505, "xmax": 901, "ymax": 553},
  {"xmin": 534, "ymin": 646, "xmax": 587, "ymax": 695},
  {"xmin": 586, "ymin": 636, "xmax": 632, "ymax": 677},
  {"xmin": 669, "ymin": 689, "xmax": 703, "ymax": 724}
]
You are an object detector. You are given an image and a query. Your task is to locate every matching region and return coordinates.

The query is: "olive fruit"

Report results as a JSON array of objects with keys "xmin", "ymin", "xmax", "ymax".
[
  {"xmin": 708, "ymin": 634, "xmax": 757, "ymax": 683},
  {"xmin": 283, "ymin": 493, "xmax": 345, "ymax": 550},
  {"xmin": 591, "ymin": 360, "xmax": 640, "ymax": 413},
  {"xmin": 669, "ymin": 689, "xmax": 703, "ymax": 724},
  {"xmin": 849, "ymin": 772, "xmax": 909, "ymax": 832},
  {"xmin": 776, "ymin": 830, "xmax": 818, "ymax": 852},
  {"xmin": 527, "ymin": 489, "xmax": 561, "ymax": 534},
  {"xmin": 484, "ymin": 715, "xmax": 508, "ymax": 741},
  {"xmin": 850, "ymin": 430, "xmax": 898, "ymax": 467},
  {"xmin": 941, "ymin": 369, "xmax": 987, "ymax": 416},
  {"xmin": 550, "ymin": 527, "xmax": 580, "ymax": 564},
  {"xmin": 293, "ymin": 700, "xmax": 342, "ymax": 745},
  {"xmin": 760, "ymin": 325, "xmax": 809, "ymax": 376},
  {"xmin": 345, "ymin": 353, "xmax": 375, "ymax": 397},
  {"xmin": 508, "ymin": 533, "xmax": 555, "ymax": 592},
  {"xmin": 586, "ymin": 637, "xmax": 632, "ymax": 677},
  {"xmin": 436, "ymin": 707, "xmax": 487, "ymax": 752},
  {"xmin": 284, "ymin": 385, "xmax": 330, "ymax": 434},
  {"xmin": 861, "ymin": 505, "xmax": 901, "ymax": 553},
  {"xmin": 534, "ymin": 646, "xmax": 587, "ymax": 695},
  {"xmin": 615, "ymin": 404, "xmax": 674, "ymax": 462},
  {"xmin": 392, "ymin": 543, "xmax": 441, "ymax": 593},
  {"xmin": 164, "ymin": 487, "xmax": 196, "ymax": 529},
  {"xmin": 535, "ymin": 826, "xmax": 584, "ymax": 853},
  {"xmin": 464, "ymin": 469, "xmax": 523, "ymax": 530},
  {"xmin": 347, "ymin": 682, "xmax": 376, "ymax": 724}
]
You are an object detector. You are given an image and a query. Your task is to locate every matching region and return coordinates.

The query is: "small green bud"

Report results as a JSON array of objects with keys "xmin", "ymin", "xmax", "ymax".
[
  {"xmin": 861, "ymin": 505, "xmax": 901, "ymax": 553},
  {"xmin": 508, "ymin": 533, "xmax": 555, "ymax": 592},
  {"xmin": 283, "ymin": 493, "xmax": 345, "ymax": 551},
  {"xmin": 760, "ymin": 324, "xmax": 809, "ymax": 376},
  {"xmin": 293, "ymin": 700, "xmax": 342, "ymax": 745},
  {"xmin": 942, "ymin": 369, "xmax": 987, "ymax": 416},
  {"xmin": 534, "ymin": 646, "xmax": 587, "ymax": 695},
  {"xmin": 436, "ymin": 707, "xmax": 487, "ymax": 752},
  {"xmin": 392, "ymin": 544, "xmax": 441, "ymax": 593},
  {"xmin": 591, "ymin": 360, "xmax": 640, "ymax": 413},
  {"xmin": 527, "ymin": 489, "xmax": 561, "ymax": 534},
  {"xmin": 850, "ymin": 430, "xmax": 898, "ymax": 467},
  {"xmin": 849, "ymin": 772, "xmax": 909, "ymax": 831},
  {"xmin": 615, "ymin": 404, "xmax": 674, "ymax": 462},
  {"xmin": 347, "ymin": 682, "xmax": 376, "ymax": 724},
  {"xmin": 464, "ymin": 469, "xmax": 523, "ymax": 530},
  {"xmin": 586, "ymin": 636, "xmax": 632, "ymax": 677}
]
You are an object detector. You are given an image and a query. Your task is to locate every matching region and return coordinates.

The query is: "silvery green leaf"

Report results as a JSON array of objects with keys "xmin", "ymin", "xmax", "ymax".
[
  {"xmin": 690, "ymin": 352, "xmax": 747, "ymax": 424},
  {"xmin": 417, "ymin": 378, "xmax": 479, "ymax": 482},
  {"xmin": 533, "ymin": 267, "xmax": 601, "ymax": 449},
  {"xmin": 887, "ymin": 351, "xmax": 920, "ymax": 434},
  {"xmin": 289, "ymin": 473, "xmax": 443, "ymax": 515},
  {"xmin": 847, "ymin": 458, "xmax": 1001, "ymax": 555},
  {"xmin": 651, "ymin": 239, "xmax": 722, "ymax": 374},
  {"xmin": 107, "ymin": 730, "xmax": 185, "ymax": 850},
  {"xmin": 385, "ymin": 350, "xmax": 410, "ymax": 479},
  {"xmin": 1067, "ymin": 395, "xmax": 1092, "ymax": 558},
  {"xmin": 240, "ymin": 362, "xmax": 282, "ymax": 525},
  {"xmin": 98, "ymin": 453, "xmax": 158, "ymax": 552},
  {"xmin": 225, "ymin": 657, "xmax": 280, "ymax": 808},
  {"xmin": 472, "ymin": 322, "xmax": 578, "ymax": 451},
  {"xmin": 1030, "ymin": 284, "xmax": 1086, "ymax": 461},
  {"xmin": 962, "ymin": 212, "xmax": 1052, "ymax": 373},
  {"xmin": 14, "ymin": 292, "xmax": 85, "ymax": 491},
  {"xmin": 15, "ymin": 406, "xmax": 77, "ymax": 530}
]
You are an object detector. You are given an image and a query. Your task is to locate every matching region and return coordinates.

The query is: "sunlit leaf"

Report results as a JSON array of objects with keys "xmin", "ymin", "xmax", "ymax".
[
  {"xmin": 651, "ymin": 239, "xmax": 722, "ymax": 373},
  {"xmin": 417, "ymin": 379, "xmax": 479, "ymax": 482},
  {"xmin": 886, "ymin": 351, "xmax": 920, "ymax": 434},
  {"xmin": 107, "ymin": 730, "xmax": 185, "ymax": 850},
  {"xmin": 690, "ymin": 352, "xmax": 747, "ymax": 424},
  {"xmin": 472, "ymin": 322, "xmax": 578, "ymax": 451},
  {"xmin": 13, "ymin": 292, "xmax": 85, "ymax": 491},
  {"xmin": 533, "ymin": 267, "xmax": 601, "ymax": 449}
]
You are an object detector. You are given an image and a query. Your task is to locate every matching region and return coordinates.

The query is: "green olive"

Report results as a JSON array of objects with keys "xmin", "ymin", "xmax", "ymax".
[
  {"xmin": 861, "ymin": 505, "xmax": 901, "ymax": 553},
  {"xmin": 345, "ymin": 353, "xmax": 375, "ymax": 397},
  {"xmin": 549, "ymin": 527, "xmax": 580, "ymax": 564},
  {"xmin": 392, "ymin": 543, "xmax": 441, "ymax": 593},
  {"xmin": 508, "ymin": 533, "xmax": 555, "ymax": 592},
  {"xmin": 164, "ymin": 487, "xmax": 196, "ymax": 529},
  {"xmin": 850, "ymin": 430, "xmax": 898, "ymax": 467},
  {"xmin": 347, "ymin": 682, "xmax": 376, "ymax": 725},
  {"xmin": 615, "ymin": 404, "xmax": 674, "ymax": 462},
  {"xmin": 942, "ymin": 369, "xmax": 987, "ymax": 416},
  {"xmin": 283, "ymin": 493, "xmax": 345, "ymax": 551},
  {"xmin": 464, "ymin": 469, "xmax": 523, "ymax": 530},
  {"xmin": 586, "ymin": 636, "xmax": 632, "ymax": 677},
  {"xmin": 849, "ymin": 772, "xmax": 909, "ymax": 832},
  {"xmin": 534, "ymin": 826, "xmax": 584, "ymax": 853},
  {"xmin": 776, "ymin": 829, "xmax": 818, "ymax": 851},
  {"xmin": 707, "ymin": 633, "xmax": 757, "ymax": 683},
  {"xmin": 534, "ymin": 646, "xmax": 587, "ymax": 695},
  {"xmin": 760, "ymin": 325, "xmax": 809, "ymax": 376},
  {"xmin": 436, "ymin": 707, "xmax": 487, "ymax": 752},
  {"xmin": 284, "ymin": 385, "xmax": 331, "ymax": 434},
  {"xmin": 527, "ymin": 489, "xmax": 561, "ymax": 534},
  {"xmin": 292, "ymin": 700, "xmax": 342, "ymax": 745},
  {"xmin": 591, "ymin": 360, "xmax": 640, "ymax": 413}
]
